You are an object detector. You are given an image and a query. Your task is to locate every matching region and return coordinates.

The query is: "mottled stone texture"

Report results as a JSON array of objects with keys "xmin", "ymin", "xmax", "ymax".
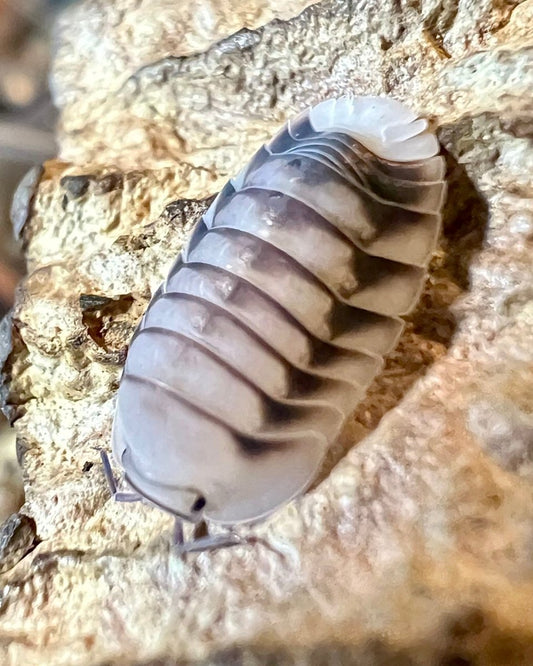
[
  {"xmin": 1, "ymin": 0, "xmax": 533, "ymax": 664},
  {"xmin": 51, "ymin": 0, "xmax": 317, "ymax": 165}
]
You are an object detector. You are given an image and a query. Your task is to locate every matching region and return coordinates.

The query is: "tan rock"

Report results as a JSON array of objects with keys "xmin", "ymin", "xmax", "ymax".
[
  {"xmin": 0, "ymin": 425, "xmax": 23, "ymax": 524},
  {"xmin": 1, "ymin": 0, "xmax": 533, "ymax": 664},
  {"xmin": 52, "ymin": 0, "xmax": 317, "ymax": 166}
]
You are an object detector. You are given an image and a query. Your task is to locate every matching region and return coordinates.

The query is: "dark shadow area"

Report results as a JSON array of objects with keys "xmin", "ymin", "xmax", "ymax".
[
  {"xmin": 315, "ymin": 150, "xmax": 489, "ymax": 483},
  {"xmin": 80, "ymin": 292, "xmax": 136, "ymax": 363}
]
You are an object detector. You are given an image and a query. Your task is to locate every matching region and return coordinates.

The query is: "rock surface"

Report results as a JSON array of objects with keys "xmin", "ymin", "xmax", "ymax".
[
  {"xmin": 52, "ymin": 0, "xmax": 317, "ymax": 166},
  {"xmin": 1, "ymin": 0, "xmax": 533, "ymax": 664}
]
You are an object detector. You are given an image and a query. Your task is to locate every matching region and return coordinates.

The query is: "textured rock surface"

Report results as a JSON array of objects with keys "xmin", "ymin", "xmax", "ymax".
[
  {"xmin": 52, "ymin": 0, "xmax": 317, "ymax": 163},
  {"xmin": 0, "ymin": 426, "xmax": 22, "ymax": 523},
  {"xmin": 1, "ymin": 0, "xmax": 533, "ymax": 664}
]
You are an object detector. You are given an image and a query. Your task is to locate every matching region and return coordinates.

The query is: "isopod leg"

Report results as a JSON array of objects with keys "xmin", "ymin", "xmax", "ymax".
[
  {"xmin": 175, "ymin": 532, "xmax": 245, "ymax": 555},
  {"xmin": 114, "ymin": 491, "xmax": 143, "ymax": 502},
  {"xmin": 173, "ymin": 519, "xmax": 246, "ymax": 554},
  {"xmin": 99, "ymin": 450, "xmax": 142, "ymax": 503},
  {"xmin": 173, "ymin": 517, "xmax": 185, "ymax": 546}
]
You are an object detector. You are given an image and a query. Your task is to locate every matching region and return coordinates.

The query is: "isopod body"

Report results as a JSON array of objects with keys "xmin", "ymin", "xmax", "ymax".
[{"xmin": 112, "ymin": 96, "xmax": 446, "ymax": 526}]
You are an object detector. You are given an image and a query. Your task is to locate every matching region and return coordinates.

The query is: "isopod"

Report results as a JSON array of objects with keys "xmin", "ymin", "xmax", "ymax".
[{"xmin": 104, "ymin": 96, "xmax": 446, "ymax": 550}]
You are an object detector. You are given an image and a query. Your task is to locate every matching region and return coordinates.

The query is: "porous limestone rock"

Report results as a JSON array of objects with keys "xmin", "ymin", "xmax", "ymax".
[
  {"xmin": 1, "ymin": 1, "xmax": 533, "ymax": 665},
  {"xmin": 51, "ymin": 0, "xmax": 317, "ymax": 164}
]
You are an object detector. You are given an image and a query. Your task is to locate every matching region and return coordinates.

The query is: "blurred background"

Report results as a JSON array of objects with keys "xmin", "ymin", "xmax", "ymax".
[{"xmin": 0, "ymin": 0, "xmax": 75, "ymax": 520}]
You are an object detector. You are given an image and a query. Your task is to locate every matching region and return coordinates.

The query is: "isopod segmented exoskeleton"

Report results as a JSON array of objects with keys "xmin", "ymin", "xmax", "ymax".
[{"xmin": 106, "ymin": 96, "xmax": 446, "ymax": 545}]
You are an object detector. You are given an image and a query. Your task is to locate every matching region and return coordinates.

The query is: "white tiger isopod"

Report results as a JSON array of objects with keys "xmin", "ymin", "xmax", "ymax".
[{"xmin": 106, "ymin": 96, "xmax": 446, "ymax": 540}]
